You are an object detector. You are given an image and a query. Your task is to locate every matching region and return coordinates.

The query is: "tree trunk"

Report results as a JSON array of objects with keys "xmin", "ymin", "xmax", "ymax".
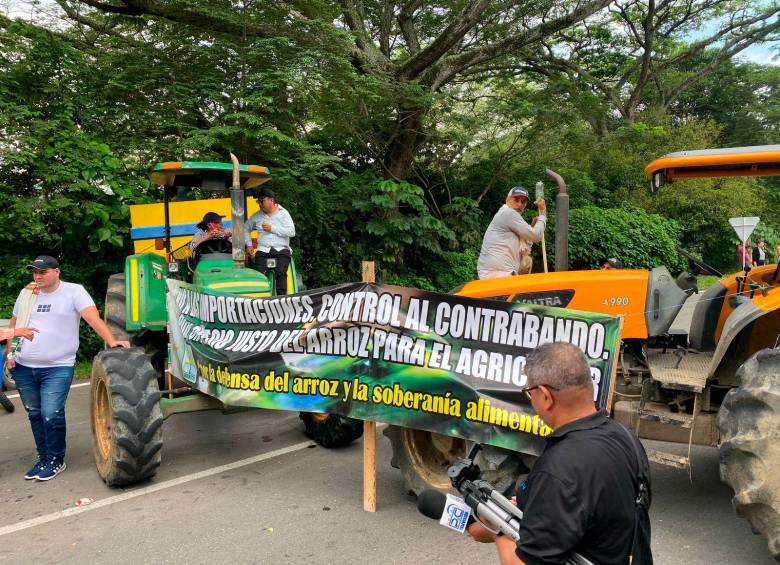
[
  {"xmin": 383, "ymin": 104, "xmax": 426, "ymax": 180},
  {"xmin": 585, "ymin": 115, "xmax": 609, "ymax": 139}
]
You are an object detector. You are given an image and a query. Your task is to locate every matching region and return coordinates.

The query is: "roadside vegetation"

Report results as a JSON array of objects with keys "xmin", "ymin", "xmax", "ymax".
[{"xmin": 1, "ymin": 2, "xmax": 778, "ymax": 360}]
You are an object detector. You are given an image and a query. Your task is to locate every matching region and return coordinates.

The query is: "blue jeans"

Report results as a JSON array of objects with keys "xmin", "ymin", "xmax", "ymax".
[{"xmin": 13, "ymin": 364, "xmax": 74, "ymax": 461}]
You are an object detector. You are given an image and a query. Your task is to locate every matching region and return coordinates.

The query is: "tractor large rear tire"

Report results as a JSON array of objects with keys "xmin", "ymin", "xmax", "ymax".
[
  {"xmin": 299, "ymin": 412, "xmax": 364, "ymax": 447},
  {"xmin": 384, "ymin": 425, "xmax": 524, "ymax": 496},
  {"xmin": 718, "ymin": 348, "xmax": 780, "ymax": 560},
  {"xmin": 104, "ymin": 272, "xmax": 165, "ymax": 371},
  {"xmin": 105, "ymin": 273, "xmax": 132, "ymax": 343},
  {"xmin": 91, "ymin": 348, "xmax": 163, "ymax": 487}
]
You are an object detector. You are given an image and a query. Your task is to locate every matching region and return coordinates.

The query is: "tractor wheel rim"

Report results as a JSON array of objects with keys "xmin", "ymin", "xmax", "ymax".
[
  {"xmin": 404, "ymin": 428, "xmax": 466, "ymax": 489},
  {"xmin": 94, "ymin": 379, "xmax": 112, "ymax": 459}
]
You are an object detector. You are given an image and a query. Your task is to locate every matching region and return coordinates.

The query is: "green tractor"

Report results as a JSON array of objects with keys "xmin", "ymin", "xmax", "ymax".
[{"xmin": 91, "ymin": 157, "xmax": 362, "ymax": 486}]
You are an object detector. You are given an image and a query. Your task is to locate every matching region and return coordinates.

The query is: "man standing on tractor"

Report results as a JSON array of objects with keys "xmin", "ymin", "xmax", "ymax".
[
  {"xmin": 5, "ymin": 255, "xmax": 130, "ymax": 481},
  {"xmin": 245, "ymin": 188, "xmax": 296, "ymax": 295},
  {"xmin": 477, "ymin": 186, "xmax": 547, "ymax": 279}
]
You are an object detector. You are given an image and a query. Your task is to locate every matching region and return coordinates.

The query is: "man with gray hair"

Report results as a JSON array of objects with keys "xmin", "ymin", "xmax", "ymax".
[
  {"xmin": 468, "ymin": 342, "xmax": 653, "ymax": 565},
  {"xmin": 477, "ymin": 186, "xmax": 547, "ymax": 280}
]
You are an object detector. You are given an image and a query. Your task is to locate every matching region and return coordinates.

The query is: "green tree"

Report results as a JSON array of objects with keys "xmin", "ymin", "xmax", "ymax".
[{"xmin": 0, "ymin": 20, "xmax": 138, "ymax": 311}]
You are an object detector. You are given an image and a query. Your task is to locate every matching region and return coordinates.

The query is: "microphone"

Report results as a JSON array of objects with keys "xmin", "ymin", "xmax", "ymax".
[
  {"xmin": 417, "ymin": 489, "xmax": 475, "ymax": 533},
  {"xmin": 417, "ymin": 489, "xmax": 474, "ymax": 524},
  {"xmin": 417, "ymin": 489, "xmax": 446, "ymax": 520}
]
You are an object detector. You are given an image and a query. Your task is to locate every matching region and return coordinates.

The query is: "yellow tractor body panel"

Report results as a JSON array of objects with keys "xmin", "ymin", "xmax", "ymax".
[
  {"xmin": 455, "ymin": 270, "xmax": 651, "ymax": 339},
  {"xmin": 129, "ymin": 197, "xmax": 261, "ymax": 256}
]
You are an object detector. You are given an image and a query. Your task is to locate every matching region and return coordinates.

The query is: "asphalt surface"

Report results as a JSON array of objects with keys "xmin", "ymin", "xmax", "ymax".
[
  {"xmin": 0, "ymin": 381, "xmax": 775, "ymax": 565},
  {"xmin": 1, "ymin": 294, "xmax": 773, "ymax": 564}
]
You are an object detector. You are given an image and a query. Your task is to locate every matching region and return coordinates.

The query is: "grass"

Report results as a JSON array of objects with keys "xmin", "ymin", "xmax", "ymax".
[
  {"xmin": 698, "ymin": 270, "xmax": 744, "ymax": 291},
  {"xmin": 74, "ymin": 361, "xmax": 92, "ymax": 380},
  {"xmin": 697, "ymin": 275, "xmax": 719, "ymax": 290}
]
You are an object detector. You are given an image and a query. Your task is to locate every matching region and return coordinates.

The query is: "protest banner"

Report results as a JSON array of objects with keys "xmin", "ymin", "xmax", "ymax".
[{"xmin": 167, "ymin": 279, "xmax": 621, "ymax": 455}]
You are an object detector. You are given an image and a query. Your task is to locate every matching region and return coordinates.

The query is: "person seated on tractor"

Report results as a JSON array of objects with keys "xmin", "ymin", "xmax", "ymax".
[
  {"xmin": 245, "ymin": 188, "xmax": 296, "ymax": 295},
  {"xmin": 601, "ymin": 257, "xmax": 622, "ymax": 270},
  {"xmin": 190, "ymin": 211, "xmax": 231, "ymax": 251}
]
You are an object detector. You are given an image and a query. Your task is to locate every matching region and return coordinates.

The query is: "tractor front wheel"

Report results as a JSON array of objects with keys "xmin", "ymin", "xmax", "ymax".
[
  {"xmin": 718, "ymin": 348, "xmax": 780, "ymax": 559},
  {"xmin": 384, "ymin": 425, "xmax": 524, "ymax": 496},
  {"xmin": 91, "ymin": 348, "xmax": 163, "ymax": 486},
  {"xmin": 299, "ymin": 412, "xmax": 364, "ymax": 447}
]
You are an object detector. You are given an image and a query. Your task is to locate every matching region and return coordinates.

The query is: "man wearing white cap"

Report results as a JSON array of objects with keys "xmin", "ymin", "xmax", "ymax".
[{"xmin": 477, "ymin": 186, "xmax": 547, "ymax": 279}]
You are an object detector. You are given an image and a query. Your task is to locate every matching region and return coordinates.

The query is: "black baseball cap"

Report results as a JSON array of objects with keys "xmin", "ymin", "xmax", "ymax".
[
  {"xmin": 196, "ymin": 211, "xmax": 225, "ymax": 230},
  {"xmin": 508, "ymin": 186, "xmax": 530, "ymax": 200},
  {"xmin": 26, "ymin": 255, "xmax": 59, "ymax": 270},
  {"xmin": 255, "ymin": 187, "xmax": 276, "ymax": 201}
]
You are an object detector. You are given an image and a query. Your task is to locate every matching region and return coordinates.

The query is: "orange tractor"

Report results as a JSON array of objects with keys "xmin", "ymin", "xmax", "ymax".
[{"xmin": 385, "ymin": 145, "xmax": 780, "ymax": 559}]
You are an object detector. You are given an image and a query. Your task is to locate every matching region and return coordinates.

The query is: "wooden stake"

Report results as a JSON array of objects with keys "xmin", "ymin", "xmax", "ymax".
[
  {"xmin": 541, "ymin": 234, "xmax": 549, "ymax": 273},
  {"xmin": 362, "ymin": 260, "xmax": 377, "ymax": 512}
]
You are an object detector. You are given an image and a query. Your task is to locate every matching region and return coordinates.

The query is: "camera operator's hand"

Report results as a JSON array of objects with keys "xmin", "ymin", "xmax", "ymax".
[
  {"xmin": 467, "ymin": 521, "xmax": 497, "ymax": 543},
  {"xmin": 495, "ymin": 534, "xmax": 524, "ymax": 565}
]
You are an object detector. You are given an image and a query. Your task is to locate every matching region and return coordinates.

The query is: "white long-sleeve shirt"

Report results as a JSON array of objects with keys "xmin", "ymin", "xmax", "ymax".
[
  {"xmin": 245, "ymin": 205, "xmax": 296, "ymax": 252},
  {"xmin": 477, "ymin": 205, "xmax": 546, "ymax": 275}
]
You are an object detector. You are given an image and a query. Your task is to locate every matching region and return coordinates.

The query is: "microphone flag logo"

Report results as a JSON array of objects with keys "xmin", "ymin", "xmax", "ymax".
[{"xmin": 439, "ymin": 494, "xmax": 471, "ymax": 533}]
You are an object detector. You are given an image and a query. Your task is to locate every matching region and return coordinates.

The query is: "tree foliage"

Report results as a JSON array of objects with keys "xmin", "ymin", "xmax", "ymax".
[
  {"xmin": 1, "ymin": 2, "xmax": 779, "ymax": 359},
  {"xmin": 568, "ymin": 206, "xmax": 686, "ymax": 271}
]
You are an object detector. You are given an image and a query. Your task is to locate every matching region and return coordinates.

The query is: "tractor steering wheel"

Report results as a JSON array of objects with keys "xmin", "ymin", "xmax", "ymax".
[
  {"xmin": 677, "ymin": 247, "xmax": 722, "ymax": 278},
  {"xmin": 195, "ymin": 236, "xmax": 232, "ymax": 256},
  {"xmin": 188, "ymin": 236, "xmax": 233, "ymax": 272}
]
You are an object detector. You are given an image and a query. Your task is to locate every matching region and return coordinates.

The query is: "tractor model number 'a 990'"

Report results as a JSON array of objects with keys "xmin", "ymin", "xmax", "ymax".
[{"xmin": 602, "ymin": 297, "xmax": 630, "ymax": 306}]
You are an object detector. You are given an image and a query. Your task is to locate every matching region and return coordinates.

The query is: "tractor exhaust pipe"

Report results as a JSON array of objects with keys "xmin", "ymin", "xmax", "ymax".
[
  {"xmin": 545, "ymin": 168, "xmax": 568, "ymax": 272},
  {"xmin": 230, "ymin": 153, "xmax": 246, "ymax": 269}
]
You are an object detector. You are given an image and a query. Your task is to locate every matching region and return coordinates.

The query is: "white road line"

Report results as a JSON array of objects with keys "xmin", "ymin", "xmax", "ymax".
[
  {"xmin": 4, "ymin": 381, "xmax": 90, "ymax": 400},
  {"xmin": 0, "ymin": 440, "xmax": 315, "ymax": 538}
]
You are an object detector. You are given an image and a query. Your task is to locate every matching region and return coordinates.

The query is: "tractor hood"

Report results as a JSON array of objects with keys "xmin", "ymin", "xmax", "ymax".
[
  {"xmin": 194, "ymin": 259, "xmax": 272, "ymax": 297},
  {"xmin": 454, "ymin": 267, "xmax": 686, "ymax": 340}
]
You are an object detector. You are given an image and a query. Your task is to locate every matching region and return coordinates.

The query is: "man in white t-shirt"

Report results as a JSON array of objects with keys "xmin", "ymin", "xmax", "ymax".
[{"xmin": 5, "ymin": 255, "xmax": 130, "ymax": 481}]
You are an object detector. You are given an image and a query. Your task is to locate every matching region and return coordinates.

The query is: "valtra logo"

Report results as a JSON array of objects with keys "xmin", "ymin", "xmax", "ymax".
[{"xmin": 513, "ymin": 289, "xmax": 575, "ymax": 308}]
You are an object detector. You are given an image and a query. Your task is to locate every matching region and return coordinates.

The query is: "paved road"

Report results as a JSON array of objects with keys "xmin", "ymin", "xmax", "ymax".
[{"xmin": 0, "ymin": 382, "xmax": 774, "ymax": 565}]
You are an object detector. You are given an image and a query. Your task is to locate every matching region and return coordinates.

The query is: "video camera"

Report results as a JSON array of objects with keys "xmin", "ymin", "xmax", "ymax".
[{"xmin": 417, "ymin": 444, "xmax": 594, "ymax": 565}]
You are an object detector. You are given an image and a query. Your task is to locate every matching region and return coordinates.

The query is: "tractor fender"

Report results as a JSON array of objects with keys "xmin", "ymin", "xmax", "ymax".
[{"xmin": 709, "ymin": 299, "xmax": 780, "ymax": 383}]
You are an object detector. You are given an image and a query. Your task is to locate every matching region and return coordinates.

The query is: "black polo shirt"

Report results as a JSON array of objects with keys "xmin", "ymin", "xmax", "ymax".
[{"xmin": 515, "ymin": 411, "xmax": 648, "ymax": 565}]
